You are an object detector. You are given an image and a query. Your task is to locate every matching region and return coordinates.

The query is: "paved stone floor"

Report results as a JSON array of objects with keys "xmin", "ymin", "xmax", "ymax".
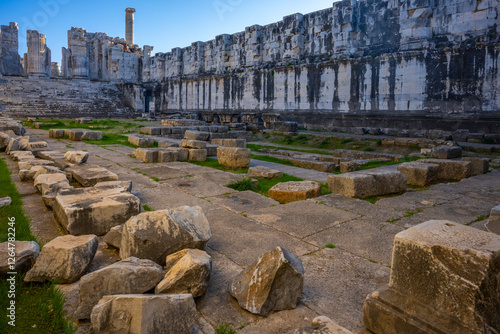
[{"xmin": 7, "ymin": 128, "xmax": 500, "ymax": 333}]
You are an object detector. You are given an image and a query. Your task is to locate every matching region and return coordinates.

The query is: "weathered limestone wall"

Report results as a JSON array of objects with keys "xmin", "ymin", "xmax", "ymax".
[
  {"xmin": 0, "ymin": 23, "xmax": 23, "ymax": 76},
  {"xmin": 141, "ymin": 0, "xmax": 499, "ymax": 132}
]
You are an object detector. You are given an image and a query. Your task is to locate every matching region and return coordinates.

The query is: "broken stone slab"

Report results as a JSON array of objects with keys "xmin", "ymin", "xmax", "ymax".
[
  {"xmin": 18, "ymin": 158, "xmax": 54, "ymax": 170},
  {"xmin": 0, "ymin": 241, "xmax": 40, "ymax": 275},
  {"xmin": 95, "ymin": 180, "xmax": 133, "ymax": 192},
  {"xmin": 248, "ymin": 166, "xmax": 283, "ymax": 179},
  {"xmin": 26, "ymin": 141, "xmax": 49, "ymax": 152},
  {"xmin": 64, "ymin": 151, "xmax": 89, "ymax": 165},
  {"xmin": 19, "ymin": 165, "xmax": 45, "ymax": 182},
  {"xmin": 229, "ymin": 246, "xmax": 304, "ymax": 316},
  {"xmin": 158, "ymin": 141, "xmax": 179, "ymax": 149},
  {"xmin": 0, "ymin": 131, "xmax": 11, "ymax": 151},
  {"xmin": 66, "ymin": 129, "xmax": 103, "ymax": 141},
  {"xmin": 70, "ymin": 165, "xmax": 118, "ymax": 187},
  {"xmin": 397, "ymin": 162, "xmax": 439, "ymax": 187},
  {"xmin": 141, "ymin": 127, "xmax": 162, "ymax": 136},
  {"xmin": 34, "ymin": 172, "xmax": 70, "ymax": 194},
  {"xmin": 362, "ymin": 220, "xmax": 500, "ymax": 334},
  {"xmin": 485, "ymin": 205, "xmax": 500, "ymax": 235},
  {"xmin": 103, "ymin": 224, "xmax": 124, "ymax": 249},
  {"xmin": 155, "ymin": 249, "xmax": 212, "ymax": 297},
  {"xmin": 33, "ymin": 165, "xmax": 72, "ymax": 182},
  {"xmin": 418, "ymin": 159, "xmax": 472, "ymax": 182},
  {"xmin": 168, "ymin": 147, "xmax": 189, "ymax": 161},
  {"xmin": 24, "ymin": 235, "xmax": 98, "ymax": 284},
  {"xmin": 37, "ymin": 150, "xmax": 66, "ymax": 161},
  {"xmin": 49, "ymin": 129, "xmax": 65, "ymax": 138},
  {"xmin": 120, "ymin": 206, "xmax": 212, "ymax": 265},
  {"xmin": 327, "ymin": 170, "xmax": 407, "ymax": 199},
  {"xmin": 269, "ymin": 181, "xmax": 322, "ymax": 203},
  {"xmin": 91, "ymin": 294, "xmax": 197, "ymax": 334},
  {"xmin": 0, "ymin": 197, "xmax": 12, "ymax": 208},
  {"xmin": 429, "ymin": 145, "xmax": 462, "ymax": 159},
  {"xmin": 188, "ymin": 148, "xmax": 207, "ymax": 162},
  {"xmin": 273, "ymin": 121, "xmax": 299, "ymax": 133},
  {"xmin": 461, "ymin": 157, "xmax": 490, "ymax": 176},
  {"xmin": 74, "ymin": 257, "xmax": 163, "ymax": 320},
  {"xmin": 53, "ymin": 186, "xmax": 140, "ymax": 236},
  {"xmin": 217, "ymin": 146, "xmax": 251, "ymax": 168},
  {"xmin": 181, "ymin": 139, "xmax": 207, "ymax": 149},
  {"xmin": 10, "ymin": 151, "xmax": 34, "ymax": 161},
  {"xmin": 128, "ymin": 135, "xmax": 155, "ymax": 147},
  {"xmin": 158, "ymin": 149, "xmax": 178, "ymax": 162},
  {"xmin": 132, "ymin": 148, "xmax": 159, "ymax": 163},
  {"xmin": 184, "ymin": 130, "xmax": 210, "ymax": 141},
  {"xmin": 81, "ymin": 131, "xmax": 103, "ymax": 141},
  {"xmin": 211, "ymin": 138, "xmax": 247, "ymax": 148},
  {"xmin": 339, "ymin": 161, "xmax": 359, "ymax": 173}
]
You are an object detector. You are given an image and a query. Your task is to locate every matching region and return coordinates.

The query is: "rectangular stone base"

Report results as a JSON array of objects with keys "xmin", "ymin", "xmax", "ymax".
[{"xmin": 363, "ymin": 288, "xmax": 463, "ymax": 334}]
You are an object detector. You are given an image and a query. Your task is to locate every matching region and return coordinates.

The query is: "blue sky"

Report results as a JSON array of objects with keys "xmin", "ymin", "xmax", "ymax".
[{"xmin": 0, "ymin": 0, "xmax": 335, "ymax": 63}]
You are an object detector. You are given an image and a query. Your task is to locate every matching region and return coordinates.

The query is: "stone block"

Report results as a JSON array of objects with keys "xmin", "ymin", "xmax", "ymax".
[
  {"xmin": 158, "ymin": 149, "xmax": 178, "ymax": 162},
  {"xmin": 269, "ymin": 181, "xmax": 321, "ymax": 203},
  {"xmin": 128, "ymin": 135, "xmax": 155, "ymax": 147},
  {"xmin": 429, "ymin": 145, "xmax": 462, "ymax": 159},
  {"xmin": 26, "ymin": 141, "xmax": 49, "ymax": 152},
  {"xmin": 461, "ymin": 157, "xmax": 490, "ymax": 176},
  {"xmin": 161, "ymin": 127, "xmax": 172, "ymax": 135},
  {"xmin": 141, "ymin": 127, "xmax": 162, "ymax": 136},
  {"xmin": 168, "ymin": 147, "xmax": 189, "ymax": 161},
  {"xmin": 158, "ymin": 141, "xmax": 178, "ymax": 148},
  {"xmin": 155, "ymin": 249, "xmax": 212, "ymax": 297},
  {"xmin": 6, "ymin": 137, "xmax": 22, "ymax": 154},
  {"xmin": 0, "ymin": 241, "xmax": 39, "ymax": 275},
  {"xmin": 64, "ymin": 151, "xmax": 89, "ymax": 165},
  {"xmin": 248, "ymin": 166, "xmax": 283, "ymax": 179},
  {"xmin": 74, "ymin": 257, "xmax": 163, "ymax": 319},
  {"xmin": 206, "ymin": 144, "xmax": 218, "ymax": 156},
  {"xmin": 81, "ymin": 131, "xmax": 103, "ymax": 141},
  {"xmin": 70, "ymin": 165, "xmax": 118, "ymax": 187},
  {"xmin": 120, "ymin": 206, "xmax": 212, "ymax": 265},
  {"xmin": 66, "ymin": 129, "xmax": 85, "ymax": 141},
  {"xmin": 181, "ymin": 139, "xmax": 207, "ymax": 149},
  {"xmin": 53, "ymin": 186, "xmax": 140, "ymax": 236},
  {"xmin": 363, "ymin": 220, "xmax": 500, "ymax": 334},
  {"xmin": 10, "ymin": 151, "xmax": 34, "ymax": 161},
  {"xmin": 340, "ymin": 161, "xmax": 359, "ymax": 173},
  {"xmin": 91, "ymin": 294, "xmax": 196, "ymax": 334},
  {"xmin": 418, "ymin": 159, "xmax": 472, "ymax": 182},
  {"xmin": 217, "ymin": 147, "xmax": 251, "ymax": 168},
  {"xmin": 95, "ymin": 180, "xmax": 133, "ymax": 192},
  {"xmin": 132, "ymin": 148, "xmax": 159, "ymax": 163},
  {"xmin": 327, "ymin": 170, "xmax": 407, "ymax": 199},
  {"xmin": 485, "ymin": 205, "xmax": 500, "ymax": 235},
  {"xmin": 230, "ymin": 247, "xmax": 304, "ymax": 315},
  {"xmin": 184, "ymin": 130, "xmax": 210, "ymax": 141},
  {"xmin": 452, "ymin": 129, "xmax": 469, "ymax": 142},
  {"xmin": 49, "ymin": 129, "xmax": 65, "ymax": 138},
  {"xmin": 34, "ymin": 173, "xmax": 70, "ymax": 194},
  {"xmin": 0, "ymin": 132, "xmax": 11, "ymax": 151},
  {"xmin": 273, "ymin": 121, "xmax": 298, "ymax": 133},
  {"xmin": 397, "ymin": 162, "xmax": 439, "ymax": 187},
  {"xmin": 188, "ymin": 149, "xmax": 207, "ymax": 162},
  {"xmin": 103, "ymin": 224, "xmax": 124, "ymax": 249},
  {"xmin": 18, "ymin": 159, "xmax": 54, "ymax": 171},
  {"xmin": 24, "ymin": 235, "xmax": 98, "ymax": 284}
]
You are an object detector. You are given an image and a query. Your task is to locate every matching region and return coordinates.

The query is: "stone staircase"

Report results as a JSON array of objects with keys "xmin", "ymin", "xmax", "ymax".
[{"xmin": 0, "ymin": 76, "xmax": 138, "ymax": 118}]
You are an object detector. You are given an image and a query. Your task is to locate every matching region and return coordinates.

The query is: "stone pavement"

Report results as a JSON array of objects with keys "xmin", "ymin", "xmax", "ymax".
[{"xmin": 7, "ymin": 128, "xmax": 500, "ymax": 334}]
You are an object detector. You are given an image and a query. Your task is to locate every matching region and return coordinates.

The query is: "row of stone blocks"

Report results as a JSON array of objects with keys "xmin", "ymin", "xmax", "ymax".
[
  {"xmin": 49, "ymin": 128, "xmax": 103, "ymax": 141},
  {"xmin": 141, "ymin": 126, "xmax": 253, "ymax": 141}
]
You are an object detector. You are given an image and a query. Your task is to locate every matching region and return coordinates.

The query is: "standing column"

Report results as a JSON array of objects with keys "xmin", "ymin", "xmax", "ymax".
[{"xmin": 125, "ymin": 8, "xmax": 136, "ymax": 45}]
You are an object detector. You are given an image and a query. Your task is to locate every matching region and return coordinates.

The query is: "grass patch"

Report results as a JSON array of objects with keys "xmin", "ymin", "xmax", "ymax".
[
  {"xmin": 0, "ymin": 157, "xmax": 75, "ymax": 333},
  {"xmin": 190, "ymin": 158, "xmax": 249, "ymax": 174},
  {"xmin": 387, "ymin": 217, "xmax": 401, "ymax": 223},
  {"xmin": 227, "ymin": 178, "xmax": 257, "ymax": 192},
  {"xmin": 476, "ymin": 215, "xmax": 487, "ymax": 222},
  {"xmin": 143, "ymin": 205, "xmax": 154, "ymax": 212},
  {"xmin": 325, "ymin": 243, "xmax": 336, "ymax": 249},
  {"xmin": 363, "ymin": 197, "xmax": 379, "ymax": 204},
  {"xmin": 320, "ymin": 183, "xmax": 332, "ymax": 195},
  {"xmin": 404, "ymin": 210, "xmax": 422, "ymax": 218},
  {"xmin": 215, "ymin": 323, "xmax": 236, "ymax": 334},
  {"xmin": 83, "ymin": 133, "xmax": 138, "ymax": 148}
]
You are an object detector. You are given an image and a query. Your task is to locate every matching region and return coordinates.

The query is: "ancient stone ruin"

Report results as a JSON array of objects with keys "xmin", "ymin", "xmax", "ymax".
[{"xmin": 0, "ymin": 0, "xmax": 500, "ymax": 333}]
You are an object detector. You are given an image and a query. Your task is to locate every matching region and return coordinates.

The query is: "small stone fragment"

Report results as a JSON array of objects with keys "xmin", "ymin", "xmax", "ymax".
[
  {"xmin": 64, "ymin": 151, "xmax": 89, "ymax": 164},
  {"xmin": 0, "ymin": 241, "xmax": 39, "ymax": 275}
]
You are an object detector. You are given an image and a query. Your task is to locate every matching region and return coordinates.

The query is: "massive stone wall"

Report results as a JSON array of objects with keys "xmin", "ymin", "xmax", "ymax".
[
  {"xmin": 0, "ymin": 0, "xmax": 498, "ymax": 132},
  {"xmin": 138, "ymin": 0, "xmax": 499, "ymax": 132}
]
